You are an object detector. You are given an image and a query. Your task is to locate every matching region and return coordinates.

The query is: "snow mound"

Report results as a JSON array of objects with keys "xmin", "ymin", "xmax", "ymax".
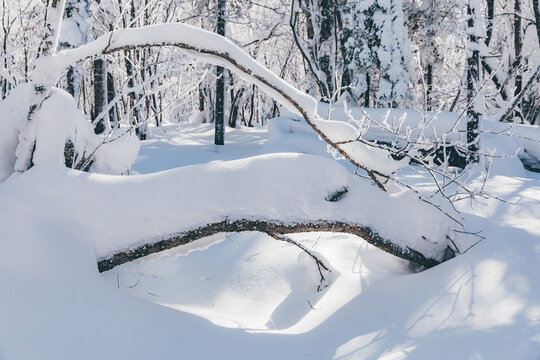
[
  {"xmin": 103, "ymin": 231, "xmax": 410, "ymax": 333},
  {"xmin": 0, "ymin": 83, "xmax": 31, "ymax": 181},
  {"xmin": 0, "ymin": 85, "xmax": 139, "ymax": 179}
]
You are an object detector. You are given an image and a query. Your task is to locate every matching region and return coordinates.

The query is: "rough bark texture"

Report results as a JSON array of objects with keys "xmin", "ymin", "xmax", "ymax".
[
  {"xmin": 96, "ymin": 219, "xmax": 443, "ymax": 272},
  {"xmin": 466, "ymin": 0, "xmax": 482, "ymax": 163},
  {"xmin": 92, "ymin": 58, "xmax": 107, "ymax": 134},
  {"xmin": 533, "ymin": 0, "xmax": 540, "ymax": 47},
  {"xmin": 426, "ymin": 64, "xmax": 433, "ymax": 111},
  {"xmin": 513, "ymin": 0, "xmax": 523, "ymax": 118},
  {"xmin": 214, "ymin": 0, "xmax": 226, "ymax": 145}
]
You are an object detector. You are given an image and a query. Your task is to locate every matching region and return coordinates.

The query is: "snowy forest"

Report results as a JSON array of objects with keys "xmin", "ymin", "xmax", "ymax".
[{"xmin": 1, "ymin": 0, "xmax": 540, "ymax": 359}]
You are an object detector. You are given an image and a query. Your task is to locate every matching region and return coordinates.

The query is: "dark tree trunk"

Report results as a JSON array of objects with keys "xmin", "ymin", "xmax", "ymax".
[
  {"xmin": 466, "ymin": 1, "xmax": 482, "ymax": 163},
  {"xmin": 485, "ymin": 0, "xmax": 495, "ymax": 47},
  {"xmin": 228, "ymin": 82, "xmax": 244, "ymax": 128},
  {"xmin": 426, "ymin": 63, "xmax": 433, "ymax": 111},
  {"xmin": 66, "ymin": 67, "xmax": 76, "ymax": 98},
  {"xmin": 318, "ymin": 0, "xmax": 335, "ymax": 100},
  {"xmin": 124, "ymin": 50, "xmax": 145, "ymax": 139},
  {"xmin": 513, "ymin": 0, "xmax": 523, "ymax": 121},
  {"xmin": 199, "ymin": 82, "xmax": 205, "ymax": 112},
  {"xmin": 364, "ymin": 73, "xmax": 370, "ymax": 108},
  {"xmin": 106, "ymin": 72, "xmax": 117, "ymax": 127},
  {"xmin": 248, "ymin": 85, "xmax": 256, "ymax": 127},
  {"xmin": 533, "ymin": 0, "xmax": 540, "ymax": 47},
  {"xmin": 228, "ymin": 75, "xmax": 236, "ymax": 128},
  {"xmin": 92, "ymin": 58, "xmax": 107, "ymax": 134},
  {"xmin": 215, "ymin": 0, "xmax": 226, "ymax": 145}
]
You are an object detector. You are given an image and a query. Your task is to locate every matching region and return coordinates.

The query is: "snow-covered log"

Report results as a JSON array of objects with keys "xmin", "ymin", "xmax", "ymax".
[
  {"xmin": 97, "ymin": 219, "xmax": 444, "ymax": 272},
  {"xmin": 74, "ymin": 154, "xmax": 453, "ymax": 272},
  {"xmin": 8, "ymin": 23, "xmax": 460, "ymax": 266}
]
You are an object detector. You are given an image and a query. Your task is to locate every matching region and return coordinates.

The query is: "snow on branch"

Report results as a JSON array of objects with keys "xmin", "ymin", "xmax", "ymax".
[
  {"xmin": 28, "ymin": 23, "xmax": 392, "ymax": 189},
  {"xmin": 496, "ymin": 58, "xmax": 540, "ymax": 123}
]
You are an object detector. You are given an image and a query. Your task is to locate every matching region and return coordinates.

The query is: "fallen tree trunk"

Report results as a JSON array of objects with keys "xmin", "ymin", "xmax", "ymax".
[
  {"xmin": 18, "ymin": 23, "xmax": 455, "ymax": 269},
  {"xmin": 97, "ymin": 219, "xmax": 445, "ymax": 272}
]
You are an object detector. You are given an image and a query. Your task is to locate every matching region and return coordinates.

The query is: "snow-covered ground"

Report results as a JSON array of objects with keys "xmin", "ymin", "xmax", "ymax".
[{"xmin": 1, "ymin": 121, "xmax": 540, "ymax": 359}]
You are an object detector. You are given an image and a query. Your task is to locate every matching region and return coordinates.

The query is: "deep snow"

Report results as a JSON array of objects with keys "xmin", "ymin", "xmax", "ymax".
[{"xmin": 0, "ymin": 120, "xmax": 540, "ymax": 359}]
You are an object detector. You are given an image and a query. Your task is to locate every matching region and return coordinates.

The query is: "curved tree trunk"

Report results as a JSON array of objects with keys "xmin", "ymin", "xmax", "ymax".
[{"xmin": 97, "ymin": 219, "xmax": 445, "ymax": 272}]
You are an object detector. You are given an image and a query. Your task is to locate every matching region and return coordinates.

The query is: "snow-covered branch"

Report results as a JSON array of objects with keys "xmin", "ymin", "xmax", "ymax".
[{"xmin": 24, "ymin": 22, "xmax": 392, "ymax": 189}]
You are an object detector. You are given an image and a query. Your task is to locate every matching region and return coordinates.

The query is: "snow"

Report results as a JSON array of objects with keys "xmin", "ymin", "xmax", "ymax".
[
  {"xmin": 1, "ymin": 131, "xmax": 540, "ymax": 358},
  {"xmin": 91, "ymin": 128, "xmax": 140, "ymax": 174},
  {"xmin": 0, "ymin": 149, "xmax": 451, "ymax": 262},
  {"xmin": 0, "ymin": 83, "xmax": 30, "ymax": 181},
  {"xmin": 2, "ymin": 101, "xmax": 540, "ymax": 358},
  {"xmin": 317, "ymin": 102, "xmax": 540, "ymax": 170},
  {"xmin": 0, "ymin": 85, "xmax": 140, "ymax": 176}
]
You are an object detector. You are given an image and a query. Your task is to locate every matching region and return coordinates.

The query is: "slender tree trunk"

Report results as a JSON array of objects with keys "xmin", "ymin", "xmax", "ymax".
[
  {"xmin": 66, "ymin": 67, "xmax": 76, "ymax": 98},
  {"xmin": 466, "ymin": 0, "xmax": 483, "ymax": 163},
  {"xmin": 318, "ymin": 0, "xmax": 335, "ymax": 100},
  {"xmin": 248, "ymin": 85, "xmax": 256, "ymax": 127},
  {"xmin": 533, "ymin": 0, "xmax": 540, "ymax": 47},
  {"xmin": 228, "ymin": 74, "xmax": 236, "ymax": 128},
  {"xmin": 364, "ymin": 73, "xmax": 370, "ymax": 108},
  {"xmin": 1, "ymin": 2, "xmax": 9, "ymax": 99},
  {"xmin": 107, "ymin": 72, "xmax": 117, "ymax": 127},
  {"xmin": 485, "ymin": 0, "xmax": 494, "ymax": 47},
  {"xmin": 513, "ymin": 0, "xmax": 523, "ymax": 121},
  {"xmin": 199, "ymin": 82, "xmax": 205, "ymax": 112},
  {"xmin": 92, "ymin": 58, "xmax": 107, "ymax": 134},
  {"xmin": 426, "ymin": 63, "xmax": 433, "ymax": 111},
  {"xmin": 215, "ymin": 0, "xmax": 226, "ymax": 145}
]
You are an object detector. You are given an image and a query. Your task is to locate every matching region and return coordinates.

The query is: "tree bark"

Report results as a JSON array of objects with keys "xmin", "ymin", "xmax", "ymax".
[
  {"xmin": 466, "ymin": 0, "xmax": 483, "ymax": 163},
  {"xmin": 318, "ymin": 0, "xmax": 336, "ymax": 100},
  {"xmin": 364, "ymin": 73, "xmax": 370, "ymax": 108},
  {"xmin": 426, "ymin": 64, "xmax": 433, "ymax": 111},
  {"xmin": 485, "ymin": 0, "xmax": 495, "ymax": 47},
  {"xmin": 215, "ymin": 0, "xmax": 226, "ymax": 145},
  {"xmin": 92, "ymin": 58, "xmax": 107, "ymax": 134},
  {"xmin": 533, "ymin": 0, "xmax": 540, "ymax": 47},
  {"xmin": 107, "ymin": 72, "xmax": 118, "ymax": 127},
  {"xmin": 513, "ymin": 0, "xmax": 523, "ymax": 121},
  {"xmin": 96, "ymin": 219, "xmax": 444, "ymax": 272}
]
